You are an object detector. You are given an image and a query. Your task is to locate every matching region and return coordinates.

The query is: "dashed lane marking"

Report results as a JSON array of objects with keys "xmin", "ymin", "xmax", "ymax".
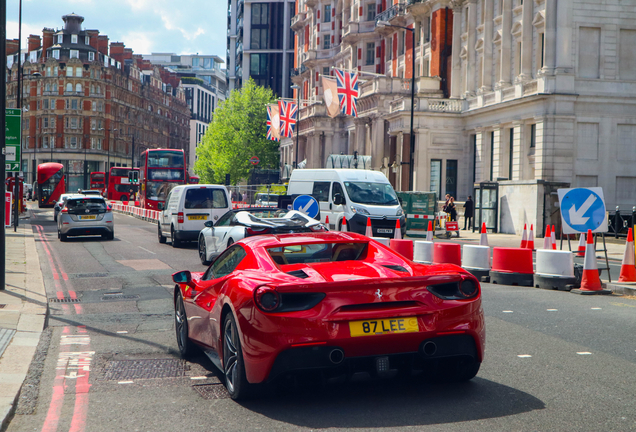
[
  {"xmin": 502, "ymin": 310, "xmax": 513, "ymax": 313},
  {"xmin": 190, "ymin": 376, "xmax": 208, "ymax": 380},
  {"xmin": 116, "ymin": 331, "xmax": 128, "ymax": 334},
  {"xmin": 577, "ymin": 352, "xmax": 592, "ymax": 355},
  {"xmin": 517, "ymin": 355, "xmax": 532, "ymax": 358},
  {"xmin": 138, "ymin": 246, "xmax": 156, "ymax": 255},
  {"xmin": 547, "ymin": 309, "xmax": 558, "ymax": 311},
  {"xmin": 118, "ymin": 381, "xmax": 134, "ymax": 384},
  {"xmin": 591, "ymin": 307, "xmax": 602, "ymax": 310}
]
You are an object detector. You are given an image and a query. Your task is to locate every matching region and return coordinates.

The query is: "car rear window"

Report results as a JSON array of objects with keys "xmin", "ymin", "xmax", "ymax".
[
  {"xmin": 185, "ymin": 188, "xmax": 228, "ymax": 209},
  {"xmin": 266, "ymin": 242, "xmax": 367, "ymax": 265},
  {"xmin": 66, "ymin": 199, "xmax": 107, "ymax": 213}
]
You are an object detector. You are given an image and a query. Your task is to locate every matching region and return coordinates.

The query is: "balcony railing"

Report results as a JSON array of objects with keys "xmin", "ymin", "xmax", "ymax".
[
  {"xmin": 375, "ymin": 3, "xmax": 407, "ymax": 25},
  {"xmin": 290, "ymin": 65, "xmax": 308, "ymax": 77}
]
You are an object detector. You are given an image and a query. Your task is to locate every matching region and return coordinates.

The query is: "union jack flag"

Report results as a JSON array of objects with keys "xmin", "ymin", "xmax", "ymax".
[
  {"xmin": 334, "ymin": 69, "xmax": 359, "ymax": 117},
  {"xmin": 266, "ymin": 105, "xmax": 279, "ymax": 141},
  {"xmin": 278, "ymin": 100, "xmax": 297, "ymax": 138}
]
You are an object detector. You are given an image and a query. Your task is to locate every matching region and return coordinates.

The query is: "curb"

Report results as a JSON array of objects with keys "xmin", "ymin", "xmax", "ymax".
[{"xmin": 0, "ymin": 223, "xmax": 48, "ymax": 431}]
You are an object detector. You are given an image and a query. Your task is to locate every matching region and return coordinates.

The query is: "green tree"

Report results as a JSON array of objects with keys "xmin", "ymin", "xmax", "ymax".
[{"xmin": 194, "ymin": 79, "xmax": 279, "ymax": 185}]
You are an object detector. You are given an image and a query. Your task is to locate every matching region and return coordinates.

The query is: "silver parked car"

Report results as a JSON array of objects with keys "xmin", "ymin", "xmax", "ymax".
[
  {"xmin": 57, "ymin": 196, "xmax": 114, "ymax": 241},
  {"xmin": 197, "ymin": 207, "xmax": 326, "ymax": 265}
]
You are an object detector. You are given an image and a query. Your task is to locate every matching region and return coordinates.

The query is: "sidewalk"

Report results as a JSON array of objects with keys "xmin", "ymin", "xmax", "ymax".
[{"xmin": 0, "ymin": 222, "xmax": 47, "ymax": 430}]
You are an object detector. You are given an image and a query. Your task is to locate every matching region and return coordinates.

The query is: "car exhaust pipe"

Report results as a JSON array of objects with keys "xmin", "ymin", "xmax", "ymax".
[
  {"xmin": 329, "ymin": 348, "xmax": 345, "ymax": 365},
  {"xmin": 422, "ymin": 341, "xmax": 437, "ymax": 356}
]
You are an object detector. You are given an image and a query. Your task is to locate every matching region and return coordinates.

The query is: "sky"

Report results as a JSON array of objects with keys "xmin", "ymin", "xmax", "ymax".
[{"xmin": 6, "ymin": 0, "xmax": 227, "ymax": 65}]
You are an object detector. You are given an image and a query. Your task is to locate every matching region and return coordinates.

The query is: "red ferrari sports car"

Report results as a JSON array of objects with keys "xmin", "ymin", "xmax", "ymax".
[{"xmin": 172, "ymin": 231, "xmax": 485, "ymax": 400}]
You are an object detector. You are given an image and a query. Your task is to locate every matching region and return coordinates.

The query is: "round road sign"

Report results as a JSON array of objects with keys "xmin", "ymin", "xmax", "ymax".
[{"xmin": 250, "ymin": 156, "xmax": 260, "ymax": 166}]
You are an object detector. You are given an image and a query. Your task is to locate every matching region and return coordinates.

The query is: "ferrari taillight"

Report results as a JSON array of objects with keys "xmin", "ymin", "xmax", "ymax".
[
  {"xmin": 177, "ymin": 212, "xmax": 184, "ymax": 223},
  {"xmin": 254, "ymin": 286, "xmax": 280, "ymax": 312},
  {"xmin": 427, "ymin": 278, "xmax": 479, "ymax": 300}
]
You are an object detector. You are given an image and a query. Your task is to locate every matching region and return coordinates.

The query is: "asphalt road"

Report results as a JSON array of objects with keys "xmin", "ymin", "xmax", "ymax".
[{"xmin": 5, "ymin": 208, "xmax": 636, "ymax": 432}]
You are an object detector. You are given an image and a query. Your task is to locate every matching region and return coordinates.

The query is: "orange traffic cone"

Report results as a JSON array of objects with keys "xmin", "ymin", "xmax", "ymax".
[
  {"xmin": 479, "ymin": 223, "xmax": 488, "ymax": 246},
  {"xmin": 574, "ymin": 229, "xmax": 610, "ymax": 295},
  {"xmin": 551, "ymin": 225, "xmax": 557, "ymax": 250},
  {"xmin": 426, "ymin": 220, "xmax": 433, "ymax": 242},
  {"xmin": 341, "ymin": 216, "xmax": 347, "ymax": 232},
  {"xmin": 577, "ymin": 232, "xmax": 586, "ymax": 257},
  {"xmin": 394, "ymin": 219, "xmax": 402, "ymax": 240},
  {"xmin": 618, "ymin": 228, "xmax": 636, "ymax": 283},
  {"xmin": 365, "ymin": 218, "xmax": 373, "ymax": 237},
  {"xmin": 543, "ymin": 225, "xmax": 552, "ymax": 250},
  {"xmin": 527, "ymin": 224, "xmax": 535, "ymax": 250},
  {"xmin": 520, "ymin": 224, "xmax": 528, "ymax": 248},
  {"xmin": 325, "ymin": 215, "xmax": 330, "ymax": 227}
]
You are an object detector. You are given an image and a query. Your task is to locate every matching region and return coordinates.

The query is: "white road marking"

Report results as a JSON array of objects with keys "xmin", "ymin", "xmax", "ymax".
[
  {"xmin": 502, "ymin": 310, "xmax": 513, "ymax": 313},
  {"xmin": 190, "ymin": 376, "xmax": 208, "ymax": 380},
  {"xmin": 118, "ymin": 381, "xmax": 134, "ymax": 384},
  {"xmin": 577, "ymin": 352, "xmax": 592, "ymax": 355},
  {"xmin": 517, "ymin": 355, "xmax": 532, "ymax": 358},
  {"xmin": 591, "ymin": 307, "xmax": 602, "ymax": 310},
  {"xmin": 547, "ymin": 309, "xmax": 558, "ymax": 312},
  {"xmin": 116, "ymin": 331, "xmax": 128, "ymax": 334},
  {"xmin": 138, "ymin": 246, "xmax": 156, "ymax": 254}
]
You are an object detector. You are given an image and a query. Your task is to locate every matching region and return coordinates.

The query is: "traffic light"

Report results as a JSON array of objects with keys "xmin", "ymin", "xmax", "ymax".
[{"xmin": 128, "ymin": 170, "xmax": 139, "ymax": 184}]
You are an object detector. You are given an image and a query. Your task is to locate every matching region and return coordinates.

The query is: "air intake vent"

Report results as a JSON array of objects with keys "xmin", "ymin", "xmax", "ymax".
[
  {"xmin": 286, "ymin": 269, "xmax": 310, "ymax": 279},
  {"xmin": 382, "ymin": 265, "xmax": 409, "ymax": 273}
]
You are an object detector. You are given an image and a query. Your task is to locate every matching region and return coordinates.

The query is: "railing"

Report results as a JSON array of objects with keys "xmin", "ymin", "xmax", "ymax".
[
  {"xmin": 375, "ymin": 3, "xmax": 407, "ymax": 25},
  {"xmin": 608, "ymin": 208, "xmax": 636, "ymax": 238},
  {"xmin": 291, "ymin": 12, "xmax": 306, "ymax": 29},
  {"xmin": 523, "ymin": 80, "xmax": 538, "ymax": 95},
  {"xmin": 389, "ymin": 97, "xmax": 464, "ymax": 113},
  {"xmin": 502, "ymin": 86, "xmax": 515, "ymax": 100}
]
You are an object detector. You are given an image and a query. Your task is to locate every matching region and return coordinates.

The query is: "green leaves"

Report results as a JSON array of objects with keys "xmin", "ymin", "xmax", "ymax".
[{"xmin": 194, "ymin": 79, "xmax": 278, "ymax": 185}]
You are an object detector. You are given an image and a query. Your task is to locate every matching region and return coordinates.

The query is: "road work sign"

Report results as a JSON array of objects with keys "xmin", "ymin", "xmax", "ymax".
[
  {"xmin": 557, "ymin": 187, "xmax": 607, "ymax": 234},
  {"xmin": 292, "ymin": 195, "xmax": 319, "ymax": 219}
]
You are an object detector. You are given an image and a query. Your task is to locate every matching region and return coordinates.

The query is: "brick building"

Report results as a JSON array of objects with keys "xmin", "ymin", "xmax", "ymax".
[
  {"xmin": 5, "ymin": 13, "xmax": 190, "ymax": 190},
  {"xmin": 287, "ymin": 0, "xmax": 636, "ymax": 235}
]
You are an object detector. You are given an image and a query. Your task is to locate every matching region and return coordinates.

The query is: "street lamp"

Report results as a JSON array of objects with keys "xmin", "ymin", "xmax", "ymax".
[
  {"xmin": 290, "ymin": 84, "xmax": 301, "ymax": 169},
  {"xmin": 377, "ymin": 20, "xmax": 416, "ymax": 191}
]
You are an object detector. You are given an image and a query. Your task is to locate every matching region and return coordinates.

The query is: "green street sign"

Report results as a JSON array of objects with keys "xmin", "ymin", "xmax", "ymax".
[{"xmin": 5, "ymin": 109, "xmax": 21, "ymax": 172}]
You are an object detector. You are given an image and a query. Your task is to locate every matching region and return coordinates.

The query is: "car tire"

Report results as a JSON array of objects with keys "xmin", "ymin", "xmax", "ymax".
[
  {"xmin": 174, "ymin": 291, "xmax": 196, "ymax": 359},
  {"xmin": 158, "ymin": 223, "xmax": 166, "ymax": 244},
  {"xmin": 57, "ymin": 230, "xmax": 60, "ymax": 239},
  {"xmin": 199, "ymin": 236, "xmax": 210, "ymax": 265},
  {"xmin": 171, "ymin": 226, "xmax": 181, "ymax": 248},
  {"xmin": 107, "ymin": 231, "xmax": 114, "ymax": 241},
  {"xmin": 60, "ymin": 234, "xmax": 67, "ymax": 242},
  {"xmin": 223, "ymin": 313, "xmax": 253, "ymax": 400},
  {"xmin": 424, "ymin": 358, "xmax": 481, "ymax": 383}
]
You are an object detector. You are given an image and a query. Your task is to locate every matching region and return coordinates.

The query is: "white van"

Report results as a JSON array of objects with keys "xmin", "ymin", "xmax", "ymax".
[
  {"xmin": 287, "ymin": 169, "xmax": 405, "ymax": 238},
  {"xmin": 158, "ymin": 184, "xmax": 231, "ymax": 247}
]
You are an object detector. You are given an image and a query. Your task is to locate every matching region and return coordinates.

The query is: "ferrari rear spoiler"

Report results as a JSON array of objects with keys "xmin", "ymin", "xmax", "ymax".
[{"xmin": 267, "ymin": 273, "xmax": 474, "ymax": 294}]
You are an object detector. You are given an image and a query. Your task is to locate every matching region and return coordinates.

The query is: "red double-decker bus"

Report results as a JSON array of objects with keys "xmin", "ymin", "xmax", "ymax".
[
  {"xmin": 139, "ymin": 149, "xmax": 187, "ymax": 209},
  {"xmin": 188, "ymin": 175, "xmax": 200, "ymax": 184},
  {"xmin": 107, "ymin": 167, "xmax": 139, "ymax": 201},
  {"xmin": 90, "ymin": 171, "xmax": 106, "ymax": 195},
  {"xmin": 37, "ymin": 163, "xmax": 65, "ymax": 208}
]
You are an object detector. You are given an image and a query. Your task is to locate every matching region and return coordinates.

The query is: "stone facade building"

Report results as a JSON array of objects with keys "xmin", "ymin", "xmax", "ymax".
[
  {"xmin": 286, "ymin": 0, "xmax": 636, "ymax": 234},
  {"xmin": 5, "ymin": 13, "xmax": 190, "ymax": 190}
]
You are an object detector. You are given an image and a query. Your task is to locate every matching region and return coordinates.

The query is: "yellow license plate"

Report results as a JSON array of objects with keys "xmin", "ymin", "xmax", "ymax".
[
  {"xmin": 188, "ymin": 215, "xmax": 207, "ymax": 220},
  {"xmin": 349, "ymin": 317, "xmax": 419, "ymax": 337},
  {"xmin": 79, "ymin": 215, "xmax": 97, "ymax": 220}
]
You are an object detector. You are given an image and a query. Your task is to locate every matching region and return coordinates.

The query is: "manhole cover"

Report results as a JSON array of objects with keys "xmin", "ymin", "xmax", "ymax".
[
  {"xmin": 71, "ymin": 273, "xmax": 109, "ymax": 279},
  {"xmin": 49, "ymin": 298, "xmax": 81, "ymax": 303},
  {"xmin": 100, "ymin": 294, "xmax": 141, "ymax": 302},
  {"xmin": 101, "ymin": 359, "xmax": 187, "ymax": 380},
  {"xmin": 193, "ymin": 383, "xmax": 230, "ymax": 399}
]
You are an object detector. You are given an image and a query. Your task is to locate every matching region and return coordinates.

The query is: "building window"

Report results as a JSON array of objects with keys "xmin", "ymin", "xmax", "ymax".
[
  {"xmin": 70, "ymin": 50, "xmax": 79, "ymax": 59},
  {"xmin": 66, "ymin": 83, "xmax": 72, "ymax": 93},
  {"xmin": 43, "ymin": 117, "xmax": 49, "ymax": 128},
  {"xmin": 43, "ymin": 99, "xmax": 49, "ymax": 109},
  {"xmin": 323, "ymin": 66, "xmax": 330, "ymax": 76},
  {"xmin": 92, "ymin": 101, "xmax": 97, "ymax": 111},
  {"xmin": 70, "ymin": 136, "xmax": 77, "ymax": 148},
  {"xmin": 251, "ymin": 3, "xmax": 269, "ymax": 25},
  {"xmin": 76, "ymin": 68, "xmax": 82, "ymax": 77},
  {"xmin": 430, "ymin": 159, "xmax": 442, "ymax": 201},
  {"xmin": 399, "ymin": 31, "xmax": 405, "ymax": 55},
  {"xmin": 71, "ymin": 34, "xmax": 78, "ymax": 44},
  {"xmin": 446, "ymin": 160, "xmax": 458, "ymax": 198},
  {"xmin": 91, "ymin": 119, "xmax": 96, "ymax": 130},
  {"xmin": 250, "ymin": 28, "xmax": 268, "ymax": 49},
  {"xmin": 323, "ymin": 37, "xmax": 331, "ymax": 49},
  {"xmin": 43, "ymin": 136, "xmax": 49, "ymax": 148},
  {"xmin": 57, "ymin": 34, "xmax": 63, "ymax": 44},
  {"xmin": 387, "ymin": 36, "xmax": 393, "ymax": 60},
  {"xmin": 489, "ymin": 131, "xmax": 495, "ymax": 180},
  {"xmin": 366, "ymin": 42, "xmax": 375, "ymax": 65},
  {"xmin": 76, "ymin": 83, "xmax": 82, "ymax": 93},
  {"xmin": 88, "ymin": 52, "xmax": 94, "ymax": 61},
  {"xmin": 53, "ymin": 50, "xmax": 60, "ymax": 60},
  {"xmin": 85, "ymin": 36, "xmax": 90, "ymax": 45},
  {"xmin": 367, "ymin": 3, "xmax": 376, "ymax": 21},
  {"xmin": 324, "ymin": 5, "xmax": 332, "ymax": 22},
  {"xmin": 66, "ymin": 67, "xmax": 73, "ymax": 77},
  {"xmin": 530, "ymin": 124, "xmax": 536, "ymax": 148},
  {"xmin": 71, "ymin": 99, "xmax": 79, "ymax": 110},
  {"xmin": 415, "ymin": 22, "xmax": 421, "ymax": 46}
]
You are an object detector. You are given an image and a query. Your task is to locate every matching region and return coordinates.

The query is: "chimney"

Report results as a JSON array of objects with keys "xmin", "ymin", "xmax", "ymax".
[
  {"xmin": 42, "ymin": 28, "xmax": 54, "ymax": 59},
  {"xmin": 123, "ymin": 48, "xmax": 133, "ymax": 61},
  {"xmin": 86, "ymin": 30, "xmax": 99, "ymax": 51},
  {"xmin": 98, "ymin": 35, "xmax": 109, "ymax": 56},
  {"xmin": 109, "ymin": 42, "xmax": 125, "ymax": 63},
  {"xmin": 28, "ymin": 35, "xmax": 41, "ymax": 52},
  {"xmin": 5, "ymin": 39, "xmax": 20, "ymax": 55}
]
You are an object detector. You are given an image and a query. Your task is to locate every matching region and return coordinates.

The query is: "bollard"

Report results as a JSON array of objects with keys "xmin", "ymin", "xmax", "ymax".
[
  {"xmin": 490, "ymin": 247, "xmax": 534, "ymax": 286},
  {"xmin": 462, "ymin": 245, "xmax": 491, "ymax": 281},
  {"xmin": 534, "ymin": 250, "xmax": 576, "ymax": 291},
  {"xmin": 413, "ymin": 241, "xmax": 433, "ymax": 264},
  {"xmin": 432, "ymin": 243, "xmax": 461, "ymax": 266},
  {"xmin": 390, "ymin": 239, "xmax": 413, "ymax": 260}
]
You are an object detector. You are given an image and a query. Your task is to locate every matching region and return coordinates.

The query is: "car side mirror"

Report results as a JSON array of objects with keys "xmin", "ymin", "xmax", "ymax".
[
  {"xmin": 333, "ymin": 193, "xmax": 345, "ymax": 205},
  {"xmin": 157, "ymin": 202, "xmax": 165, "ymax": 211},
  {"xmin": 172, "ymin": 270, "xmax": 192, "ymax": 284},
  {"xmin": 204, "ymin": 220, "xmax": 214, "ymax": 228}
]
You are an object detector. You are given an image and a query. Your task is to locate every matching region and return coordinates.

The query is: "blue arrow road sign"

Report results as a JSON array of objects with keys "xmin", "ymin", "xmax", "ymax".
[
  {"xmin": 293, "ymin": 195, "xmax": 319, "ymax": 219},
  {"xmin": 558, "ymin": 187, "xmax": 607, "ymax": 234}
]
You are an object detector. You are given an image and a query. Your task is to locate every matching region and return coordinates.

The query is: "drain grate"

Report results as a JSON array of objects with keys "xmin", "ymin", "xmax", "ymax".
[
  {"xmin": 193, "ymin": 383, "xmax": 230, "ymax": 399},
  {"xmin": 49, "ymin": 298, "xmax": 81, "ymax": 303},
  {"xmin": 100, "ymin": 294, "xmax": 140, "ymax": 302},
  {"xmin": 101, "ymin": 359, "xmax": 186, "ymax": 381},
  {"xmin": 71, "ymin": 273, "xmax": 109, "ymax": 279}
]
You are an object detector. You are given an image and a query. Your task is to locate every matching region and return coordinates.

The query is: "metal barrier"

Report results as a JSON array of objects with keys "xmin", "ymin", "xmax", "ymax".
[{"xmin": 608, "ymin": 208, "xmax": 636, "ymax": 238}]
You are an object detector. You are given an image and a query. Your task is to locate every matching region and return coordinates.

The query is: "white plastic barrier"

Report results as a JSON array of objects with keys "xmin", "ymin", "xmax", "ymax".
[
  {"xmin": 371, "ymin": 237, "xmax": 390, "ymax": 247},
  {"xmin": 413, "ymin": 241, "xmax": 434, "ymax": 264},
  {"xmin": 535, "ymin": 250, "xmax": 574, "ymax": 277},
  {"xmin": 462, "ymin": 244, "xmax": 491, "ymax": 271}
]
